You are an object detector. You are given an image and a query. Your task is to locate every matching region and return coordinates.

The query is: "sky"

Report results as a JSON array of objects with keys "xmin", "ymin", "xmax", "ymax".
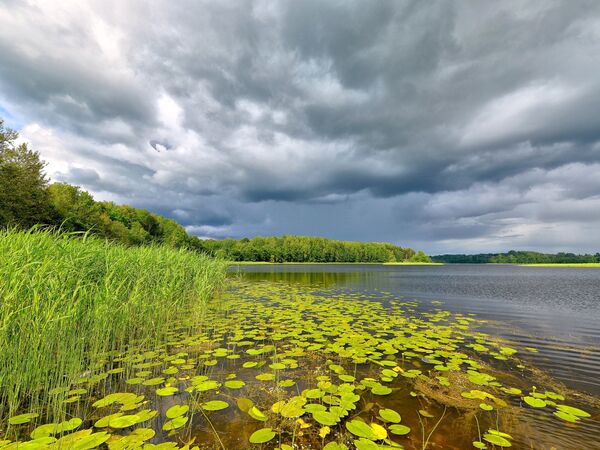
[{"xmin": 1, "ymin": 1, "xmax": 600, "ymax": 254}]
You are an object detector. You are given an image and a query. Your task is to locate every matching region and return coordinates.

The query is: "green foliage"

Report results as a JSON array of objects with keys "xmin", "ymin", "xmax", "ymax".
[
  {"xmin": 47, "ymin": 182, "xmax": 196, "ymax": 249},
  {"xmin": 0, "ymin": 228, "xmax": 227, "ymax": 418},
  {"xmin": 201, "ymin": 235, "xmax": 426, "ymax": 263},
  {"xmin": 432, "ymin": 250, "xmax": 600, "ymax": 264},
  {"xmin": 0, "ymin": 120, "xmax": 53, "ymax": 227},
  {"xmin": 410, "ymin": 250, "xmax": 430, "ymax": 262}
]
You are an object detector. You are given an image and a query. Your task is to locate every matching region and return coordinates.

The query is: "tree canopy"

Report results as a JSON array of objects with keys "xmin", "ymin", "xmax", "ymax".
[
  {"xmin": 200, "ymin": 236, "xmax": 425, "ymax": 263},
  {"xmin": 432, "ymin": 250, "xmax": 600, "ymax": 264},
  {"xmin": 0, "ymin": 119, "xmax": 53, "ymax": 227}
]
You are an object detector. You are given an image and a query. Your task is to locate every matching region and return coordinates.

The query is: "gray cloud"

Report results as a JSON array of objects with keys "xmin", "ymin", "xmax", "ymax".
[{"xmin": 1, "ymin": 0, "xmax": 600, "ymax": 253}]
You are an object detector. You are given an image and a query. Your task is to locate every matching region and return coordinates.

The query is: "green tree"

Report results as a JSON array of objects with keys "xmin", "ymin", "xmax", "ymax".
[
  {"xmin": 410, "ymin": 250, "xmax": 431, "ymax": 263},
  {"xmin": 0, "ymin": 120, "xmax": 53, "ymax": 227},
  {"xmin": 48, "ymin": 182, "xmax": 98, "ymax": 231}
]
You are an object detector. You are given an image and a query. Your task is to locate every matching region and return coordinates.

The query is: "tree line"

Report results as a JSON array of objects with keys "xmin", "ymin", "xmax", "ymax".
[
  {"xmin": 1, "ymin": 118, "xmax": 427, "ymax": 262},
  {"xmin": 432, "ymin": 250, "xmax": 600, "ymax": 264},
  {"xmin": 202, "ymin": 236, "xmax": 429, "ymax": 263}
]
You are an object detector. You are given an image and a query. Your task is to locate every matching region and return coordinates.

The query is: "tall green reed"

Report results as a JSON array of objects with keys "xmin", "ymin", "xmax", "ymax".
[{"xmin": 0, "ymin": 228, "xmax": 227, "ymax": 419}]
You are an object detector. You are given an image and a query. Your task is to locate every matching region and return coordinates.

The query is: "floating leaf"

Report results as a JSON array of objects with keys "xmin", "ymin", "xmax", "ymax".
[
  {"xmin": 556, "ymin": 405, "xmax": 590, "ymax": 418},
  {"xmin": 162, "ymin": 416, "xmax": 188, "ymax": 431},
  {"xmin": 142, "ymin": 377, "xmax": 165, "ymax": 386},
  {"xmin": 354, "ymin": 438, "xmax": 380, "ymax": 450},
  {"xmin": 242, "ymin": 362, "xmax": 258, "ymax": 368},
  {"xmin": 523, "ymin": 396, "xmax": 546, "ymax": 408},
  {"xmin": 370, "ymin": 385, "xmax": 392, "ymax": 395},
  {"xmin": 248, "ymin": 406, "xmax": 268, "ymax": 421},
  {"xmin": 166, "ymin": 405, "xmax": 189, "ymax": 419},
  {"xmin": 323, "ymin": 444, "xmax": 348, "ymax": 450},
  {"xmin": 483, "ymin": 433, "xmax": 511, "ymax": 447},
  {"xmin": 8, "ymin": 413, "xmax": 39, "ymax": 425},
  {"xmin": 389, "ymin": 424, "xmax": 411, "ymax": 435},
  {"xmin": 193, "ymin": 380, "xmax": 220, "ymax": 392},
  {"xmin": 345, "ymin": 420, "xmax": 378, "ymax": 440},
  {"xmin": 109, "ymin": 415, "xmax": 140, "ymax": 429},
  {"xmin": 156, "ymin": 386, "xmax": 178, "ymax": 396},
  {"xmin": 135, "ymin": 409, "xmax": 158, "ymax": 422},
  {"xmin": 201, "ymin": 400, "xmax": 229, "ymax": 411},
  {"xmin": 249, "ymin": 428, "xmax": 276, "ymax": 444},
  {"xmin": 256, "ymin": 373, "xmax": 275, "ymax": 381},
  {"xmin": 553, "ymin": 410, "xmax": 579, "ymax": 423},
  {"xmin": 237, "ymin": 397, "xmax": 254, "ymax": 412},
  {"xmin": 369, "ymin": 423, "xmax": 387, "ymax": 440},
  {"xmin": 58, "ymin": 418, "xmax": 83, "ymax": 433},
  {"xmin": 313, "ymin": 411, "xmax": 339, "ymax": 426},
  {"xmin": 70, "ymin": 432, "xmax": 110, "ymax": 450},
  {"xmin": 94, "ymin": 413, "xmax": 122, "ymax": 429},
  {"xmin": 378, "ymin": 408, "xmax": 401, "ymax": 423}
]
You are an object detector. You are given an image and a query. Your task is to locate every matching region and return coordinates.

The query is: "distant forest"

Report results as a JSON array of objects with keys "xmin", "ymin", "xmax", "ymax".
[
  {"xmin": 203, "ymin": 236, "xmax": 428, "ymax": 263},
  {"xmin": 0, "ymin": 118, "xmax": 426, "ymax": 263},
  {"xmin": 432, "ymin": 251, "xmax": 600, "ymax": 264}
]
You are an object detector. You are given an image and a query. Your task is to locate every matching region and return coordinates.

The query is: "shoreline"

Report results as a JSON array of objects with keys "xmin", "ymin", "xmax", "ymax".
[
  {"xmin": 227, "ymin": 261, "xmax": 600, "ymax": 267},
  {"xmin": 227, "ymin": 261, "xmax": 443, "ymax": 265},
  {"xmin": 519, "ymin": 263, "xmax": 600, "ymax": 267}
]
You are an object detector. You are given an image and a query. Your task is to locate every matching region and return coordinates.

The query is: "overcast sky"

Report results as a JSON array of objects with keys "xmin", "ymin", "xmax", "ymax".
[{"xmin": 1, "ymin": 1, "xmax": 600, "ymax": 254}]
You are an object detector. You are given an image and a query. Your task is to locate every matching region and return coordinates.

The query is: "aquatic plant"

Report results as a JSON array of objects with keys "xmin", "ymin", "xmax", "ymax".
[
  {"xmin": 0, "ymin": 278, "xmax": 596, "ymax": 449},
  {"xmin": 0, "ymin": 229, "xmax": 227, "ymax": 420}
]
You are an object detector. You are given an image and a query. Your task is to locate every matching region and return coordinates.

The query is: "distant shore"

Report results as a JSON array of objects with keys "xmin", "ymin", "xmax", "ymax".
[
  {"xmin": 227, "ymin": 261, "xmax": 443, "ymax": 265},
  {"xmin": 227, "ymin": 261, "xmax": 600, "ymax": 267},
  {"xmin": 520, "ymin": 263, "xmax": 600, "ymax": 267}
]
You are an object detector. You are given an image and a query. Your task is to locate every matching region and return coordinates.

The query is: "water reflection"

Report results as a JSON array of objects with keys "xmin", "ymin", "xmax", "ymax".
[
  {"xmin": 228, "ymin": 268, "xmax": 368, "ymax": 287},
  {"xmin": 232, "ymin": 264, "xmax": 600, "ymax": 400}
]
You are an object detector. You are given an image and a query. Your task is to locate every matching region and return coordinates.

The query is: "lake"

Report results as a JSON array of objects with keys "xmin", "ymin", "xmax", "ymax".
[
  {"xmin": 5, "ymin": 263, "xmax": 599, "ymax": 450},
  {"xmin": 231, "ymin": 263, "xmax": 600, "ymax": 449}
]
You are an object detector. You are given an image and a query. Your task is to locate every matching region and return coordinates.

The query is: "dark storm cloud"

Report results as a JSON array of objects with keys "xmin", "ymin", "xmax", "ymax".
[{"xmin": 1, "ymin": 1, "xmax": 600, "ymax": 253}]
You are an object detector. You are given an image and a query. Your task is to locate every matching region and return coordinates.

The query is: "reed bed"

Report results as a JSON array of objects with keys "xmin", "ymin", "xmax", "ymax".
[{"xmin": 0, "ymin": 228, "xmax": 227, "ymax": 419}]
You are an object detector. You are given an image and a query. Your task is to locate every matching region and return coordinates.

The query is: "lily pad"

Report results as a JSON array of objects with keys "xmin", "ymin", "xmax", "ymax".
[
  {"xmin": 162, "ymin": 416, "xmax": 188, "ymax": 431},
  {"xmin": 108, "ymin": 415, "xmax": 140, "ymax": 429},
  {"xmin": 248, "ymin": 406, "xmax": 268, "ymax": 421},
  {"xmin": 345, "ymin": 420, "xmax": 378, "ymax": 440},
  {"xmin": 378, "ymin": 408, "xmax": 401, "ymax": 423},
  {"xmin": 389, "ymin": 424, "xmax": 411, "ymax": 436},
  {"xmin": 556, "ymin": 405, "xmax": 590, "ymax": 418},
  {"xmin": 8, "ymin": 413, "xmax": 39, "ymax": 425},
  {"xmin": 523, "ymin": 396, "xmax": 546, "ymax": 408},
  {"xmin": 313, "ymin": 411, "xmax": 339, "ymax": 426},
  {"xmin": 166, "ymin": 405, "xmax": 189, "ymax": 419},
  {"xmin": 201, "ymin": 400, "xmax": 229, "ymax": 411},
  {"xmin": 249, "ymin": 428, "xmax": 276, "ymax": 444},
  {"xmin": 483, "ymin": 433, "xmax": 511, "ymax": 447},
  {"xmin": 370, "ymin": 385, "xmax": 392, "ymax": 395}
]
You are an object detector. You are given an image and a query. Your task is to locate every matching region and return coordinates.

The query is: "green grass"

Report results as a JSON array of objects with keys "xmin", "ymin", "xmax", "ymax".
[
  {"xmin": 0, "ymin": 228, "xmax": 227, "ymax": 419},
  {"xmin": 520, "ymin": 263, "xmax": 600, "ymax": 267}
]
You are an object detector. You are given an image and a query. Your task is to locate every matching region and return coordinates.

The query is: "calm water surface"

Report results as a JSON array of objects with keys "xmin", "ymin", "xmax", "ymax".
[{"xmin": 231, "ymin": 264, "xmax": 600, "ymax": 449}]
